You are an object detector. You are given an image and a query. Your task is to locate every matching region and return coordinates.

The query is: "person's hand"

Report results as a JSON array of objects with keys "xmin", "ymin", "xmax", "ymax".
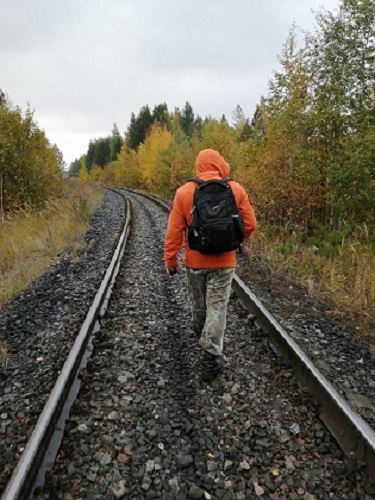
[{"xmin": 167, "ymin": 267, "xmax": 179, "ymax": 276}]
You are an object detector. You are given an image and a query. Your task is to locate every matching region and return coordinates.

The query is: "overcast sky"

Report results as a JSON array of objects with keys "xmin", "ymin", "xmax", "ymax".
[{"xmin": 1, "ymin": 0, "xmax": 340, "ymax": 167}]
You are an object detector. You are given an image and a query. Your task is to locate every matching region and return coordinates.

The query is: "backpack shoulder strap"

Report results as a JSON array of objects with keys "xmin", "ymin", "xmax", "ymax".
[
  {"xmin": 187, "ymin": 178, "xmax": 204, "ymax": 185},
  {"xmin": 188, "ymin": 177, "xmax": 232, "ymax": 185}
]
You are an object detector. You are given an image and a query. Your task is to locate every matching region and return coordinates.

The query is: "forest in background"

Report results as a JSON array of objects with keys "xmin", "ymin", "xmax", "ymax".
[{"xmin": 71, "ymin": 0, "xmax": 374, "ymax": 246}]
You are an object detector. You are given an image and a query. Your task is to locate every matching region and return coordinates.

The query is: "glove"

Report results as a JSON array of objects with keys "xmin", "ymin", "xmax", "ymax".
[{"xmin": 167, "ymin": 267, "xmax": 178, "ymax": 276}]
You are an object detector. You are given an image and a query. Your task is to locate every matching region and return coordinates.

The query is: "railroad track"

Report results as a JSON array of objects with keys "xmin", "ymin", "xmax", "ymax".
[{"xmin": 2, "ymin": 189, "xmax": 375, "ymax": 499}]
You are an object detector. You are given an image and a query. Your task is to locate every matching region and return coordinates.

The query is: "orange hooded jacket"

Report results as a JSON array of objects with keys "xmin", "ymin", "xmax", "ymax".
[{"xmin": 164, "ymin": 149, "xmax": 256, "ymax": 269}]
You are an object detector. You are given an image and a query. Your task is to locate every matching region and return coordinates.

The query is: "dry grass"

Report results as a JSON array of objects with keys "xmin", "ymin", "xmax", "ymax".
[
  {"xmin": 0, "ymin": 179, "xmax": 103, "ymax": 309},
  {"xmin": 0, "ymin": 179, "xmax": 103, "ymax": 367},
  {"xmin": 247, "ymin": 226, "xmax": 375, "ymax": 344},
  {"xmin": 0, "ymin": 339, "xmax": 8, "ymax": 367}
]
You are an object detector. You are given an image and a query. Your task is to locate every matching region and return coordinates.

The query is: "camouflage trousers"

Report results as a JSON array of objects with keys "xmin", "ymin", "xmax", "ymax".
[{"xmin": 186, "ymin": 267, "xmax": 235, "ymax": 356}]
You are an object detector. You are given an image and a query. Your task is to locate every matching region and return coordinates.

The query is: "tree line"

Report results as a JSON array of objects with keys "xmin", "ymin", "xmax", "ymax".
[
  {"xmin": 72, "ymin": 0, "xmax": 374, "ymax": 237},
  {"xmin": 69, "ymin": 124, "xmax": 123, "ymax": 177},
  {"xmin": 0, "ymin": 91, "xmax": 63, "ymax": 214}
]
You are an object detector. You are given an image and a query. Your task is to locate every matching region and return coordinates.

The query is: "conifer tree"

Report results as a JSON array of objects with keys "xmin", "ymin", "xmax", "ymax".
[{"xmin": 180, "ymin": 101, "xmax": 195, "ymax": 137}]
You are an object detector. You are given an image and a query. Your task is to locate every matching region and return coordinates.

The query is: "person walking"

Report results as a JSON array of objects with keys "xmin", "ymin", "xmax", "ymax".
[{"xmin": 164, "ymin": 149, "xmax": 256, "ymax": 381}]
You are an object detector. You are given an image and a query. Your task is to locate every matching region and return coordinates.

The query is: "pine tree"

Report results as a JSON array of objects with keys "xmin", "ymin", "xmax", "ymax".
[
  {"xmin": 126, "ymin": 105, "xmax": 153, "ymax": 150},
  {"xmin": 180, "ymin": 101, "xmax": 195, "ymax": 137},
  {"xmin": 110, "ymin": 124, "xmax": 123, "ymax": 161}
]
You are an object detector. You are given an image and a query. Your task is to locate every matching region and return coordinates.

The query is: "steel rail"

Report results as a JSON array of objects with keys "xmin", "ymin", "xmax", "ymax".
[
  {"xmin": 2, "ymin": 191, "xmax": 131, "ymax": 500},
  {"xmin": 124, "ymin": 188, "xmax": 375, "ymax": 477}
]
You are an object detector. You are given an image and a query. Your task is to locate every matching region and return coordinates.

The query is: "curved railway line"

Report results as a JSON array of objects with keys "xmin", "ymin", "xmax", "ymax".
[{"xmin": 1, "ymin": 188, "xmax": 375, "ymax": 499}]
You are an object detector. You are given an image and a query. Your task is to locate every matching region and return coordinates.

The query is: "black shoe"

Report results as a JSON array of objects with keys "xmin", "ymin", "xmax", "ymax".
[{"xmin": 201, "ymin": 352, "xmax": 224, "ymax": 382}]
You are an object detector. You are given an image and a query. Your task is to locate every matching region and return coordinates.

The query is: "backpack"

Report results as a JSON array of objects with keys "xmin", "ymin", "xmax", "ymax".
[{"xmin": 187, "ymin": 177, "xmax": 245, "ymax": 254}]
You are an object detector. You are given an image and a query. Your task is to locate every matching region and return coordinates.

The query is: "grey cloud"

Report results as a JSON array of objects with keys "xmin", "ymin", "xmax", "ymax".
[{"xmin": 0, "ymin": 0, "xmax": 340, "ymax": 164}]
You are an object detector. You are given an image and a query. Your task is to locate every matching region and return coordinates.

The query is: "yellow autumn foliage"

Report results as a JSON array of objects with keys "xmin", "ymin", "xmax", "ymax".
[
  {"xmin": 78, "ymin": 157, "xmax": 89, "ymax": 181},
  {"xmin": 138, "ymin": 124, "xmax": 172, "ymax": 190}
]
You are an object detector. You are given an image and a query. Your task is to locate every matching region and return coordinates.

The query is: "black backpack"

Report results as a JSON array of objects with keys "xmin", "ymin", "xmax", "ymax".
[{"xmin": 187, "ymin": 177, "xmax": 245, "ymax": 254}]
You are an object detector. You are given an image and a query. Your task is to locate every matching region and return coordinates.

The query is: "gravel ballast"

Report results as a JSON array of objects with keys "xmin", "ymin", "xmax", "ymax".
[{"xmin": 236, "ymin": 255, "xmax": 375, "ymax": 432}]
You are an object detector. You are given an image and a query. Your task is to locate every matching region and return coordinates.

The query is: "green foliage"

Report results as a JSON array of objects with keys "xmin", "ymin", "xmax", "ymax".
[
  {"xmin": 327, "ymin": 226, "xmax": 351, "ymax": 246},
  {"xmin": 73, "ymin": 124, "xmax": 124, "ymax": 175},
  {"xmin": 86, "ymin": 137, "xmax": 110, "ymax": 169},
  {"xmin": 305, "ymin": 222, "xmax": 351, "ymax": 256},
  {"xmin": 110, "ymin": 124, "xmax": 123, "ymax": 161},
  {"xmin": 180, "ymin": 101, "xmax": 195, "ymax": 138},
  {"xmin": 126, "ymin": 106, "xmax": 153, "ymax": 150},
  {"xmin": 52, "ymin": 144, "xmax": 66, "ymax": 171},
  {"xmin": 152, "ymin": 103, "xmax": 171, "ymax": 130},
  {"xmin": 310, "ymin": 222, "xmax": 327, "ymax": 240},
  {"xmin": 306, "ymin": 236, "xmax": 321, "ymax": 248},
  {"xmin": 309, "ymin": 0, "xmax": 375, "ymax": 221},
  {"xmin": 69, "ymin": 158, "xmax": 82, "ymax": 177},
  {"xmin": 248, "ymin": 0, "xmax": 375, "ymax": 233},
  {"xmin": 0, "ymin": 93, "xmax": 62, "ymax": 213}
]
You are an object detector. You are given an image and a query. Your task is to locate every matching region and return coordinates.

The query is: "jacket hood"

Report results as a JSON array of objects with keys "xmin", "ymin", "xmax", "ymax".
[{"xmin": 195, "ymin": 149, "xmax": 230, "ymax": 179}]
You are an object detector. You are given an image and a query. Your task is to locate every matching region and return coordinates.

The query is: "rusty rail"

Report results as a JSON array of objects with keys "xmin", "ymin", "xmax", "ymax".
[{"xmin": 2, "ymin": 191, "xmax": 131, "ymax": 500}]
